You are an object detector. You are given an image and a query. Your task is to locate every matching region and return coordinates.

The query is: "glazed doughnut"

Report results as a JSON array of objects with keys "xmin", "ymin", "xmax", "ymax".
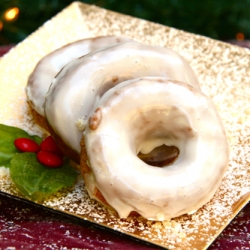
[
  {"xmin": 44, "ymin": 41, "xmax": 200, "ymax": 158},
  {"xmin": 26, "ymin": 36, "xmax": 131, "ymax": 116},
  {"xmin": 82, "ymin": 77, "xmax": 229, "ymax": 221}
]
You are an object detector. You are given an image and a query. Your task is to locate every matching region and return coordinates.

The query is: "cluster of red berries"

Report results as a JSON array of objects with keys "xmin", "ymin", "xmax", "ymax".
[{"xmin": 14, "ymin": 136, "xmax": 64, "ymax": 168}]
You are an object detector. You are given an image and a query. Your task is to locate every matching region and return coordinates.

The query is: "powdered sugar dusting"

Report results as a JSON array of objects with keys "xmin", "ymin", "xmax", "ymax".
[{"xmin": 0, "ymin": 2, "xmax": 249, "ymax": 249}]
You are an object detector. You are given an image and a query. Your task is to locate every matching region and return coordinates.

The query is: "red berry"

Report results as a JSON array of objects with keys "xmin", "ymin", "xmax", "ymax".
[
  {"xmin": 14, "ymin": 138, "xmax": 40, "ymax": 153},
  {"xmin": 40, "ymin": 136, "xmax": 64, "ymax": 157},
  {"xmin": 37, "ymin": 151, "xmax": 63, "ymax": 168}
]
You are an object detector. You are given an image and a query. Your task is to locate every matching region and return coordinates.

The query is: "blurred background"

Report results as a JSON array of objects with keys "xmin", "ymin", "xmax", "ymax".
[{"xmin": 0, "ymin": 0, "xmax": 249, "ymax": 47}]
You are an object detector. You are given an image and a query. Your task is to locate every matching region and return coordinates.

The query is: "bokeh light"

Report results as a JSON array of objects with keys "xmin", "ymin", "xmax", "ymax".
[
  {"xmin": 236, "ymin": 32, "xmax": 245, "ymax": 41},
  {"xmin": 4, "ymin": 7, "xmax": 20, "ymax": 21}
]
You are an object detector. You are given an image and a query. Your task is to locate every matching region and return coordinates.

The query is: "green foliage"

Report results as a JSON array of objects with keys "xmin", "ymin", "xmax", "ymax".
[
  {"xmin": 0, "ymin": 123, "xmax": 78, "ymax": 200},
  {"xmin": 0, "ymin": 0, "xmax": 250, "ymax": 44},
  {"xmin": 0, "ymin": 123, "xmax": 42, "ymax": 167},
  {"xmin": 10, "ymin": 152, "xmax": 78, "ymax": 201}
]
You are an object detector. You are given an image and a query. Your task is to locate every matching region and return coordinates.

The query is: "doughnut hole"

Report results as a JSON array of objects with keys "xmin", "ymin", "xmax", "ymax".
[
  {"xmin": 137, "ymin": 145, "xmax": 179, "ymax": 167},
  {"xmin": 130, "ymin": 105, "xmax": 197, "ymax": 170}
]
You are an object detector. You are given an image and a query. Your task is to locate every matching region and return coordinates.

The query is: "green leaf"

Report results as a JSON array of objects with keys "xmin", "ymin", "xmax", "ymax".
[
  {"xmin": 9, "ymin": 153, "xmax": 78, "ymax": 201},
  {"xmin": 0, "ymin": 124, "xmax": 42, "ymax": 167}
]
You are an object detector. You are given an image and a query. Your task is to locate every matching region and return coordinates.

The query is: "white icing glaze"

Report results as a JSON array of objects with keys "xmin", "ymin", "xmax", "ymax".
[
  {"xmin": 26, "ymin": 36, "xmax": 131, "ymax": 116},
  {"xmin": 83, "ymin": 77, "xmax": 229, "ymax": 221},
  {"xmin": 45, "ymin": 41, "xmax": 200, "ymax": 154}
]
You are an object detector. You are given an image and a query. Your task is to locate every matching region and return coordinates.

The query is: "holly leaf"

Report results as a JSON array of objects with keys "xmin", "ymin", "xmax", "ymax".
[
  {"xmin": 0, "ymin": 124, "xmax": 42, "ymax": 167},
  {"xmin": 9, "ymin": 153, "xmax": 78, "ymax": 201}
]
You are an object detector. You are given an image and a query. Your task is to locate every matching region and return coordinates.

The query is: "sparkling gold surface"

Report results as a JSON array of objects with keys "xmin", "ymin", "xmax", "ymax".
[{"xmin": 0, "ymin": 2, "xmax": 250, "ymax": 249}]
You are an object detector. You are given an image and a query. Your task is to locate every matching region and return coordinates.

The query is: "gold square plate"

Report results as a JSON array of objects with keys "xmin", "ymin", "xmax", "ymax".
[{"xmin": 0, "ymin": 2, "xmax": 249, "ymax": 249}]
